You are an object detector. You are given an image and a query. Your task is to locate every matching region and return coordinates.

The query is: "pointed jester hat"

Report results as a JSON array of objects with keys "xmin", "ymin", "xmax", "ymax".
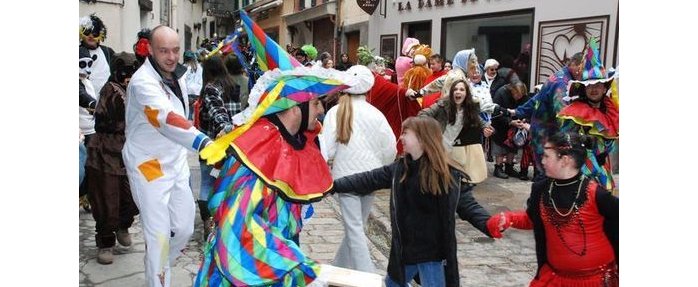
[
  {"xmin": 200, "ymin": 11, "xmax": 362, "ymax": 164},
  {"xmin": 566, "ymin": 38, "xmax": 617, "ymax": 103},
  {"xmin": 200, "ymin": 66, "xmax": 356, "ymax": 164}
]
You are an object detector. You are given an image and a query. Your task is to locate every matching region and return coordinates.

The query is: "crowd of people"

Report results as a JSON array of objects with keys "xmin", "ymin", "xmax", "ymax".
[{"xmin": 79, "ymin": 12, "xmax": 618, "ymax": 287}]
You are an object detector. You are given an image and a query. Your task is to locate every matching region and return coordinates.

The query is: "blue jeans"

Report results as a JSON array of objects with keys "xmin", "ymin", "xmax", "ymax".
[
  {"xmin": 385, "ymin": 261, "xmax": 446, "ymax": 287},
  {"xmin": 199, "ymin": 160, "xmax": 215, "ymax": 201},
  {"xmin": 79, "ymin": 141, "xmax": 87, "ymax": 185}
]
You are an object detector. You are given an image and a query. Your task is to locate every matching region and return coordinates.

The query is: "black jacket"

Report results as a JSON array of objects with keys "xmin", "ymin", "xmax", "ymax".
[
  {"xmin": 491, "ymin": 86, "xmax": 530, "ymax": 145},
  {"xmin": 332, "ymin": 156, "xmax": 493, "ymax": 287},
  {"xmin": 484, "ymin": 67, "xmax": 520, "ymax": 97},
  {"xmin": 335, "ymin": 61, "xmax": 353, "ymax": 71}
]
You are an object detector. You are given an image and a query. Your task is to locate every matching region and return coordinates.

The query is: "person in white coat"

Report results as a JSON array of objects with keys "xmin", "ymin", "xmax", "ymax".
[
  {"xmin": 122, "ymin": 26, "xmax": 212, "ymax": 287},
  {"xmin": 320, "ymin": 65, "xmax": 397, "ymax": 273},
  {"xmin": 183, "ymin": 50, "xmax": 203, "ymax": 119}
]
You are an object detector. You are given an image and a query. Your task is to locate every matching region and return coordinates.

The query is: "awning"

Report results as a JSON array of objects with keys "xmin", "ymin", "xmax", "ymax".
[
  {"xmin": 283, "ymin": 1, "xmax": 337, "ymax": 26},
  {"xmin": 248, "ymin": 0, "xmax": 283, "ymax": 14}
]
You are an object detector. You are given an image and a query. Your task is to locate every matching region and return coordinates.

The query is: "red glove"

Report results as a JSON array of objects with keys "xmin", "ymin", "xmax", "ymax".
[
  {"xmin": 486, "ymin": 214, "xmax": 506, "ymax": 239},
  {"xmin": 506, "ymin": 211, "xmax": 533, "ymax": 230},
  {"xmin": 487, "ymin": 211, "xmax": 533, "ymax": 238}
]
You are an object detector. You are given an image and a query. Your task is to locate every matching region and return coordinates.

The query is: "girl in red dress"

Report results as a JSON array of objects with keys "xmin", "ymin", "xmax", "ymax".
[{"xmin": 487, "ymin": 132, "xmax": 618, "ymax": 286}]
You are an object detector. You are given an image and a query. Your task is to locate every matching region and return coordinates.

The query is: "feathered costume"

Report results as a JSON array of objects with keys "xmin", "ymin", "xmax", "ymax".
[
  {"xmin": 557, "ymin": 39, "xmax": 619, "ymax": 191},
  {"xmin": 402, "ymin": 44, "xmax": 433, "ymax": 91},
  {"xmin": 402, "ymin": 45, "xmax": 432, "ymax": 106},
  {"xmin": 194, "ymin": 11, "xmax": 355, "ymax": 286},
  {"xmin": 513, "ymin": 59, "xmax": 578, "ymax": 178}
]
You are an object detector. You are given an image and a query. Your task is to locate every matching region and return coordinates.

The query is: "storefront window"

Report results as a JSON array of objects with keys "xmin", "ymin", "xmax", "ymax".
[
  {"xmin": 402, "ymin": 21, "xmax": 431, "ymax": 50},
  {"xmin": 443, "ymin": 10, "xmax": 533, "ymax": 84}
]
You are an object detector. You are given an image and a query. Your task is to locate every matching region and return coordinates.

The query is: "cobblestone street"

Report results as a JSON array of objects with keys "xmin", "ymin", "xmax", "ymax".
[{"xmin": 80, "ymin": 152, "xmax": 611, "ymax": 286}]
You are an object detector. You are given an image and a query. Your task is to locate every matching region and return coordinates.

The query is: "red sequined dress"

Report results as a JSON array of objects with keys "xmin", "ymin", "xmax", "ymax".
[{"xmin": 527, "ymin": 175, "xmax": 619, "ymax": 287}]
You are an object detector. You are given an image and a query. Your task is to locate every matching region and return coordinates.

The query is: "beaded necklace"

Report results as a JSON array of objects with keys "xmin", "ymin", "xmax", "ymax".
[
  {"xmin": 545, "ymin": 175, "xmax": 588, "ymax": 257},
  {"xmin": 549, "ymin": 176, "xmax": 583, "ymax": 216}
]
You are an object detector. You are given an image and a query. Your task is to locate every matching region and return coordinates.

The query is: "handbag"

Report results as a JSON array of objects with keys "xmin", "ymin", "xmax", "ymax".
[{"xmin": 503, "ymin": 127, "xmax": 528, "ymax": 148}]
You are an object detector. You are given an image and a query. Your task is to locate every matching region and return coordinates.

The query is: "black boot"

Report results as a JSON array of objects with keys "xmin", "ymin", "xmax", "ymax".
[
  {"xmin": 518, "ymin": 167, "xmax": 530, "ymax": 180},
  {"xmin": 494, "ymin": 164, "xmax": 509, "ymax": 179},
  {"xmin": 198, "ymin": 200, "xmax": 210, "ymax": 221},
  {"xmin": 486, "ymin": 138, "xmax": 494, "ymax": 162},
  {"xmin": 505, "ymin": 163, "xmax": 519, "ymax": 177},
  {"xmin": 197, "ymin": 200, "xmax": 212, "ymax": 241}
]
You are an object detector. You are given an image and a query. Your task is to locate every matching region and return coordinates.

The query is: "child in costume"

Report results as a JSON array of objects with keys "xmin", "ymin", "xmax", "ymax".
[
  {"xmin": 85, "ymin": 52, "xmax": 140, "ymax": 264},
  {"xmin": 79, "ymin": 46, "xmax": 98, "ymax": 213},
  {"xmin": 488, "ymin": 132, "xmax": 618, "ymax": 286}
]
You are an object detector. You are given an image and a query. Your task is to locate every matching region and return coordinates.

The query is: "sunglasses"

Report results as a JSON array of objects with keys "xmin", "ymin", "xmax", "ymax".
[{"xmin": 82, "ymin": 30, "xmax": 101, "ymax": 37}]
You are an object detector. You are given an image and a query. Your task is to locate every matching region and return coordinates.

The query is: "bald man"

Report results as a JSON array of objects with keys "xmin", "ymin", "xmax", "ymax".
[{"xmin": 122, "ymin": 25, "xmax": 211, "ymax": 287}]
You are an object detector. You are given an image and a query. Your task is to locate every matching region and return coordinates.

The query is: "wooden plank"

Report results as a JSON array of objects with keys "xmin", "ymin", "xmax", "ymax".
[{"xmin": 314, "ymin": 264, "xmax": 383, "ymax": 287}]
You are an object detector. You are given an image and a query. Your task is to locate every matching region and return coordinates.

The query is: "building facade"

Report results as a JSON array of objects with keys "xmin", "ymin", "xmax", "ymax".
[
  {"xmin": 209, "ymin": 0, "xmax": 371, "ymax": 64},
  {"xmin": 79, "ymin": 0, "xmax": 213, "ymax": 53},
  {"xmin": 367, "ymin": 0, "xmax": 619, "ymax": 90}
]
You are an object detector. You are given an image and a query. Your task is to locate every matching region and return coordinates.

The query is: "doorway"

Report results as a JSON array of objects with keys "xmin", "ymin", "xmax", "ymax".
[{"xmin": 345, "ymin": 31, "xmax": 360, "ymax": 64}]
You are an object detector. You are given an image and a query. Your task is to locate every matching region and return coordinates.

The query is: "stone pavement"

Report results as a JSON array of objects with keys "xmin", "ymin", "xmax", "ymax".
[
  {"xmin": 78, "ymin": 189, "xmax": 388, "ymax": 286},
  {"xmin": 79, "ymin": 152, "xmax": 388, "ymax": 287},
  {"xmin": 366, "ymin": 169, "xmax": 540, "ymax": 287},
  {"xmin": 79, "ymin": 152, "xmax": 618, "ymax": 286}
]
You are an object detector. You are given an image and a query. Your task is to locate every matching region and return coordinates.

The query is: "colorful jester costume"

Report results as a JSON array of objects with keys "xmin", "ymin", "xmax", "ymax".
[
  {"xmin": 194, "ymin": 11, "xmax": 356, "ymax": 286},
  {"xmin": 558, "ymin": 39, "xmax": 619, "ymax": 192},
  {"xmin": 513, "ymin": 61, "xmax": 577, "ymax": 179}
]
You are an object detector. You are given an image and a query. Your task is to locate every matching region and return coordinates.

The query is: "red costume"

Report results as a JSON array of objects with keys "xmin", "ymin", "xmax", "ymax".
[
  {"xmin": 366, "ymin": 72, "xmax": 422, "ymax": 155},
  {"xmin": 490, "ymin": 174, "xmax": 619, "ymax": 286},
  {"xmin": 421, "ymin": 69, "xmax": 448, "ymax": 108}
]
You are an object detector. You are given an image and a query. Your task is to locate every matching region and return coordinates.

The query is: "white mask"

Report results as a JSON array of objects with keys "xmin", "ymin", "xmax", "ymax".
[{"xmin": 79, "ymin": 54, "xmax": 97, "ymax": 76}]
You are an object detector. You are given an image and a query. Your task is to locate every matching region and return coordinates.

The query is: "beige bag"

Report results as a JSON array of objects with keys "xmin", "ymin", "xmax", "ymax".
[{"xmin": 449, "ymin": 143, "xmax": 487, "ymax": 183}]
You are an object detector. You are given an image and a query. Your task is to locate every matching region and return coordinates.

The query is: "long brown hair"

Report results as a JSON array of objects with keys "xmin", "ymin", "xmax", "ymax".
[
  {"xmin": 202, "ymin": 55, "xmax": 237, "ymax": 102},
  {"xmin": 335, "ymin": 93, "xmax": 353, "ymax": 144},
  {"xmin": 447, "ymin": 79, "xmax": 481, "ymax": 129},
  {"xmin": 400, "ymin": 117, "xmax": 465, "ymax": 195}
]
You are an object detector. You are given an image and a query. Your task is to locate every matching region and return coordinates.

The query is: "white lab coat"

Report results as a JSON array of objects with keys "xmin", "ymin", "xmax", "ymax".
[{"xmin": 122, "ymin": 57, "xmax": 210, "ymax": 287}]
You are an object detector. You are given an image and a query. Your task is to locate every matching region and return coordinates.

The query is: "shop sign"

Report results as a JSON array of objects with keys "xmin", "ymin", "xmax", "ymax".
[
  {"xmin": 357, "ymin": 0, "xmax": 380, "ymax": 15},
  {"xmin": 397, "ymin": 0, "xmax": 479, "ymax": 12}
]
